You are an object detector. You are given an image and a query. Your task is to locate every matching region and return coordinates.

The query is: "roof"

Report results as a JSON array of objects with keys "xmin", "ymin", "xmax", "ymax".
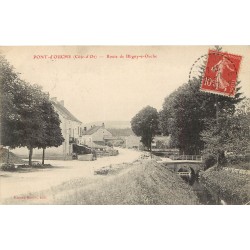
[
  {"xmin": 83, "ymin": 126, "xmax": 102, "ymax": 135},
  {"xmin": 52, "ymin": 102, "xmax": 82, "ymax": 123}
]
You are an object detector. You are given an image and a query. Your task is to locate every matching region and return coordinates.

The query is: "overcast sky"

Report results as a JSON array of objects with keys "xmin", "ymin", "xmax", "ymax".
[{"xmin": 1, "ymin": 46, "xmax": 249, "ymax": 124}]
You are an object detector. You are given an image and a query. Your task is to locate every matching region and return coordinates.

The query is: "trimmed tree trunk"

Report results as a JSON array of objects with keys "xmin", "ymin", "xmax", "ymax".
[
  {"xmin": 28, "ymin": 147, "xmax": 33, "ymax": 166},
  {"xmin": 215, "ymin": 150, "xmax": 226, "ymax": 170},
  {"xmin": 150, "ymin": 138, "xmax": 152, "ymax": 158},
  {"xmin": 7, "ymin": 147, "xmax": 10, "ymax": 164},
  {"xmin": 42, "ymin": 148, "xmax": 45, "ymax": 165}
]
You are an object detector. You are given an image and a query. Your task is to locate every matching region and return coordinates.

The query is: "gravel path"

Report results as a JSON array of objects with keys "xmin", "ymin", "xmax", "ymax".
[{"xmin": 0, "ymin": 148, "xmax": 142, "ymax": 203}]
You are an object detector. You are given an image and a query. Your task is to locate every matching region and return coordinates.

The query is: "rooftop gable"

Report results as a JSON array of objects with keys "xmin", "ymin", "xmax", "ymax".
[
  {"xmin": 52, "ymin": 101, "xmax": 82, "ymax": 123},
  {"xmin": 83, "ymin": 126, "xmax": 102, "ymax": 135}
]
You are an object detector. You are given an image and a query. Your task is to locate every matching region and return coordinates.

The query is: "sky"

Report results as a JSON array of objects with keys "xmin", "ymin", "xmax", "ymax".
[{"xmin": 1, "ymin": 46, "xmax": 249, "ymax": 124}]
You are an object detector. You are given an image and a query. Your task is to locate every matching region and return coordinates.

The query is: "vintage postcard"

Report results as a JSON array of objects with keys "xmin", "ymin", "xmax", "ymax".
[{"xmin": 0, "ymin": 46, "xmax": 249, "ymax": 205}]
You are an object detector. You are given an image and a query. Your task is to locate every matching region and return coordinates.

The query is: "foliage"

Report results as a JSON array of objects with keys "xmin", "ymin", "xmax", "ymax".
[
  {"xmin": 32, "ymin": 163, "xmax": 53, "ymax": 168},
  {"xmin": 201, "ymin": 168, "xmax": 250, "ymax": 204},
  {"xmin": 159, "ymin": 62, "xmax": 243, "ymax": 155},
  {"xmin": 131, "ymin": 106, "xmax": 159, "ymax": 150},
  {"xmin": 202, "ymin": 153, "xmax": 217, "ymax": 170},
  {"xmin": 0, "ymin": 55, "xmax": 64, "ymax": 165},
  {"xmin": 38, "ymin": 99, "xmax": 64, "ymax": 164},
  {"xmin": 0, "ymin": 147, "xmax": 25, "ymax": 164},
  {"xmin": 1, "ymin": 163, "xmax": 16, "ymax": 171},
  {"xmin": 225, "ymin": 161, "xmax": 250, "ymax": 170},
  {"xmin": 0, "ymin": 56, "xmax": 26, "ymax": 147},
  {"xmin": 201, "ymin": 97, "xmax": 250, "ymax": 166}
]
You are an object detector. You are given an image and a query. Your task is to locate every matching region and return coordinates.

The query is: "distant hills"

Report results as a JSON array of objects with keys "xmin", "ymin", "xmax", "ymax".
[
  {"xmin": 83, "ymin": 121, "xmax": 131, "ymax": 129},
  {"xmin": 107, "ymin": 128, "xmax": 135, "ymax": 137}
]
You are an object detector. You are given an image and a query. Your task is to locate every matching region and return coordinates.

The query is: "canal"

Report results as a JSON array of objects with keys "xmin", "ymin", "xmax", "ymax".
[
  {"xmin": 155, "ymin": 153, "xmax": 243, "ymax": 204},
  {"xmin": 182, "ymin": 174, "xmax": 237, "ymax": 205}
]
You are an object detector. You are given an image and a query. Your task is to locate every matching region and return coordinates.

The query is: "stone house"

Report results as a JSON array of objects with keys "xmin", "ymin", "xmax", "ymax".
[
  {"xmin": 12, "ymin": 97, "xmax": 82, "ymax": 160},
  {"xmin": 80, "ymin": 123, "xmax": 113, "ymax": 147},
  {"xmin": 51, "ymin": 97, "xmax": 82, "ymax": 158}
]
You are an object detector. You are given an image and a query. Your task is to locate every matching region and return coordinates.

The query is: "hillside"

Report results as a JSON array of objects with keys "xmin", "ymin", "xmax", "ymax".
[
  {"xmin": 107, "ymin": 128, "xmax": 134, "ymax": 137},
  {"xmin": 0, "ymin": 148, "xmax": 25, "ymax": 164},
  {"xmin": 84, "ymin": 120, "xmax": 131, "ymax": 129},
  {"xmin": 53, "ymin": 160, "xmax": 199, "ymax": 205}
]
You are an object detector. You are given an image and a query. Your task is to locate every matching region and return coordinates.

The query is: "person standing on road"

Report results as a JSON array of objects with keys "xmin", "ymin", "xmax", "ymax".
[{"xmin": 92, "ymin": 149, "xmax": 97, "ymax": 160}]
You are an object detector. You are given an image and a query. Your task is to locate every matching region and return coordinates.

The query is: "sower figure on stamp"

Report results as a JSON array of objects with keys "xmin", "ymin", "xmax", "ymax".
[{"xmin": 211, "ymin": 56, "xmax": 234, "ymax": 91}]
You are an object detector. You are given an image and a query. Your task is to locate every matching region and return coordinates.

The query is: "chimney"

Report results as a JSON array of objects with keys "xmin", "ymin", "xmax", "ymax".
[
  {"xmin": 59, "ymin": 100, "xmax": 64, "ymax": 106},
  {"xmin": 51, "ymin": 97, "xmax": 57, "ymax": 103},
  {"xmin": 102, "ymin": 122, "xmax": 105, "ymax": 128}
]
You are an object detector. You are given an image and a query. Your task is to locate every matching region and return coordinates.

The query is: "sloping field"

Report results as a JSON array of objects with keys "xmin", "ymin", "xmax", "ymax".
[
  {"xmin": 0, "ymin": 148, "xmax": 25, "ymax": 164},
  {"xmin": 54, "ymin": 160, "xmax": 199, "ymax": 205},
  {"xmin": 201, "ymin": 168, "xmax": 250, "ymax": 205}
]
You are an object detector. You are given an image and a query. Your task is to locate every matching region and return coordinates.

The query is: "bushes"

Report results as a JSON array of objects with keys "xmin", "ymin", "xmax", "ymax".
[
  {"xmin": 201, "ymin": 168, "xmax": 250, "ymax": 204},
  {"xmin": 1, "ymin": 163, "xmax": 17, "ymax": 171},
  {"xmin": 203, "ymin": 153, "xmax": 217, "ymax": 170},
  {"xmin": 226, "ymin": 155, "xmax": 250, "ymax": 165},
  {"xmin": 225, "ymin": 161, "xmax": 250, "ymax": 171},
  {"xmin": 1, "ymin": 162, "xmax": 52, "ymax": 171},
  {"xmin": 202, "ymin": 152, "xmax": 249, "ymax": 170},
  {"xmin": 32, "ymin": 163, "xmax": 52, "ymax": 168}
]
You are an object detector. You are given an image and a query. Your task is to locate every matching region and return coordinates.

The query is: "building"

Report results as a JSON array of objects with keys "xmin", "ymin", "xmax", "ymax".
[
  {"xmin": 51, "ymin": 97, "xmax": 82, "ymax": 158},
  {"xmin": 125, "ymin": 135, "xmax": 141, "ymax": 149},
  {"xmin": 80, "ymin": 123, "xmax": 113, "ymax": 147},
  {"xmin": 125, "ymin": 135, "xmax": 170, "ymax": 150},
  {"xmin": 12, "ymin": 97, "xmax": 82, "ymax": 160},
  {"xmin": 152, "ymin": 136, "xmax": 171, "ymax": 149}
]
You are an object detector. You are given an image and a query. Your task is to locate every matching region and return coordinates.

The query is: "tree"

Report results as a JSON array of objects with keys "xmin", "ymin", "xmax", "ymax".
[
  {"xmin": 201, "ymin": 97, "xmax": 250, "ymax": 167},
  {"xmin": 131, "ymin": 106, "xmax": 159, "ymax": 152},
  {"xmin": 0, "ymin": 55, "xmax": 27, "ymax": 148},
  {"xmin": 1, "ymin": 55, "xmax": 64, "ymax": 165},
  {"xmin": 159, "ymin": 47, "xmax": 243, "ymax": 155},
  {"xmin": 38, "ymin": 99, "xmax": 64, "ymax": 164}
]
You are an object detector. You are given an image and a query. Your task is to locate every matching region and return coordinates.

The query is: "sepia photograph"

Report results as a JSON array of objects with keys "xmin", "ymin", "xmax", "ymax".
[{"xmin": 0, "ymin": 45, "xmax": 249, "ymax": 205}]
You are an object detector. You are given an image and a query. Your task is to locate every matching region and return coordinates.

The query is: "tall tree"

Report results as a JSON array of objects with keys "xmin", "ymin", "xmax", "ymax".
[
  {"xmin": 159, "ymin": 47, "xmax": 243, "ymax": 155},
  {"xmin": 0, "ymin": 55, "xmax": 26, "ymax": 148},
  {"xmin": 201, "ymin": 97, "xmax": 250, "ymax": 166},
  {"xmin": 38, "ymin": 99, "xmax": 64, "ymax": 164},
  {"xmin": 17, "ymin": 84, "xmax": 47, "ymax": 165},
  {"xmin": 131, "ymin": 106, "xmax": 159, "ymax": 152},
  {"xmin": 1, "ymin": 55, "xmax": 64, "ymax": 165}
]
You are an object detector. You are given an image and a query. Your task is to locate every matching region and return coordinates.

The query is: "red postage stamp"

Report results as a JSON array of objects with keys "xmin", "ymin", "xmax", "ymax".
[{"xmin": 201, "ymin": 50, "xmax": 242, "ymax": 97}]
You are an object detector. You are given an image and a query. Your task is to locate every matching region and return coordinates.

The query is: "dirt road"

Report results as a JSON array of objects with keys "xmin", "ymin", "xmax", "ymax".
[{"xmin": 0, "ymin": 148, "xmax": 141, "ymax": 203}]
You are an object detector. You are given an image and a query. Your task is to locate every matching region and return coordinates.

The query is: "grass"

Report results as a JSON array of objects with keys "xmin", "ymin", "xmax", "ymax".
[
  {"xmin": 225, "ymin": 161, "xmax": 250, "ymax": 170},
  {"xmin": 53, "ymin": 160, "xmax": 199, "ymax": 205},
  {"xmin": 0, "ymin": 148, "xmax": 25, "ymax": 164},
  {"xmin": 3, "ymin": 160, "xmax": 200, "ymax": 205},
  {"xmin": 201, "ymin": 167, "xmax": 250, "ymax": 204}
]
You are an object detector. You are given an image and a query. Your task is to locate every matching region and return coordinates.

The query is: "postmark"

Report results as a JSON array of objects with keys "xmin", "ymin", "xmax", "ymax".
[{"xmin": 200, "ymin": 50, "xmax": 242, "ymax": 97}]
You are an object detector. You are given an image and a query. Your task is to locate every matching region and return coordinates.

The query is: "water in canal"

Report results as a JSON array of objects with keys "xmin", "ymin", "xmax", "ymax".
[{"xmin": 181, "ymin": 174, "xmax": 231, "ymax": 205}]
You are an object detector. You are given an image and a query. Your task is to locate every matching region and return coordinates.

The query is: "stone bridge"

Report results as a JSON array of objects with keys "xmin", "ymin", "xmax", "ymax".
[{"xmin": 160, "ymin": 160, "xmax": 204, "ymax": 175}]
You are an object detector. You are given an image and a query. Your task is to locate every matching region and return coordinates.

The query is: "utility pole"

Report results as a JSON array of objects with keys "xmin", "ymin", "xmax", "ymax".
[
  {"xmin": 215, "ymin": 95, "xmax": 221, "ymax": 167},
  {"xmin": 215, "ymin": 95, "xmax": 219, "ymax": 126},
  {"xmin": 149, "ymin": 121, "xmax": 153, "ymax": 159}
]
